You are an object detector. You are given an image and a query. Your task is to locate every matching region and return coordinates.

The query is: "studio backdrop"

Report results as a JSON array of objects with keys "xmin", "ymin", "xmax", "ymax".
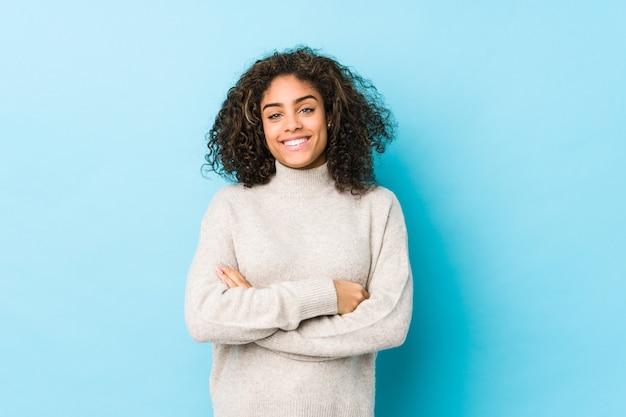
[{"xmin": 1, "ymin": 1, "xmax": 625, "ymax": 416}]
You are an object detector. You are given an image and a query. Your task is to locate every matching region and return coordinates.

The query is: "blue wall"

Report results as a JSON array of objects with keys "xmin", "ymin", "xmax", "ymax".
[{"xmin": 2, "ymin": 1, "xmax": 625, "ymax": 416}]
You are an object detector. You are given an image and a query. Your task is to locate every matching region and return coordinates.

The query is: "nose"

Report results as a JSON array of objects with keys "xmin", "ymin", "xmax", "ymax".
[{"xmin": 284, "ymin": 113, "xmax": 302, "ymax": 132}]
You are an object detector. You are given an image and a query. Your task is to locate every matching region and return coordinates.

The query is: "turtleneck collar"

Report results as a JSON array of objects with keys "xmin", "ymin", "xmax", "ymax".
[{"xmin": 269, "ymin": 160, "xmax": 336, "ymax": 194}]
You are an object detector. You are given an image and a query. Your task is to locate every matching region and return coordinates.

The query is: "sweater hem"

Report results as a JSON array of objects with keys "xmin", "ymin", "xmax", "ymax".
[{"xmin": 215, "ymin": 398, "xmax": 373, "ymax": 417}]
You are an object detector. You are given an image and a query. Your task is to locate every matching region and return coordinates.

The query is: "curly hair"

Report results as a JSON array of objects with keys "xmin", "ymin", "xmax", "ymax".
[{"xmin": 204, "ymin": 46, "xmax": 396, "ymax": 194}]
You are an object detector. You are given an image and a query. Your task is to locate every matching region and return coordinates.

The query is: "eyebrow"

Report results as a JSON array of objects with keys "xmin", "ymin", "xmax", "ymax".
[{"xmin": 261, "ymin": 95, "xmax": 318, "ymax": 111}]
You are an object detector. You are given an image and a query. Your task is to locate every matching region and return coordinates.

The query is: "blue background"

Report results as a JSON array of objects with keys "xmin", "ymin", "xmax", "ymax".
[{"xmin": 2, "ymin": 1, "xmax": 625, "ymax": 416}]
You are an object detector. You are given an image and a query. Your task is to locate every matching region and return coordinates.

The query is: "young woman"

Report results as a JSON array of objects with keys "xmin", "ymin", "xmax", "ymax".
[{"xmin": 185, "ymin": 47, "xmax": 412, "ymax": 417}]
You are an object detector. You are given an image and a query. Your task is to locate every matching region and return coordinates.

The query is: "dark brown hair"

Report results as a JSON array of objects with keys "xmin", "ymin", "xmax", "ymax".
[{"xmin": 204, "ymin": 46, "xmax": 395, "ymax": 194}]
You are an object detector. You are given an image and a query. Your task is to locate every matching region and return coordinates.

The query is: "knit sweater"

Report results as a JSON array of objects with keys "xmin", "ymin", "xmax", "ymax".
[{"xmin": 185, "ymin": 161, "xmax": 413, "ymax": 417}]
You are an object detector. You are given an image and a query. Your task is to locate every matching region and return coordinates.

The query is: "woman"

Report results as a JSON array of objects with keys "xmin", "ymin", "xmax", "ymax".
[{"xmin": 185, "ymin": 46, "xmax": 412, "ymax": 417}]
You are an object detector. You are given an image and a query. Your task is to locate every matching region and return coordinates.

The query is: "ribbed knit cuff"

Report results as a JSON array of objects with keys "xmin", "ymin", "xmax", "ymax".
[{"xmin": 291, "ymin": 278, "xmax": 338, "ymax": 321}]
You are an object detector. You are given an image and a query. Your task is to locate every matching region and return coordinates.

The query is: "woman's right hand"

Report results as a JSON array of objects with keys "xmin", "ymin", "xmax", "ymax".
[
  {"xmin": 333, "ymin": 280, "xmax": 369, "ymax": 315},
  {"xmin": 216, "ymin": 265, "xmax": 252, "ymax": 289}
]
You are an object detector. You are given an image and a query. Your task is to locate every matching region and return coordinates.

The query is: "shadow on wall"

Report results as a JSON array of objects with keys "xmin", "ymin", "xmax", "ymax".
[{"xmin": 375, "ymin": 146, "xmax": 471, "ymax": 417}]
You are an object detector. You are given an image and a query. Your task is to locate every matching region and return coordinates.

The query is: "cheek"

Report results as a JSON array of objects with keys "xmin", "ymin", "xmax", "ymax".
[
  {"xmin": 261, "ymin": 126, "xmax": 278, "ymax": 155},
  {"xmin": 261, "ymin": 120, "xmax": 278, "ymax": 140}
]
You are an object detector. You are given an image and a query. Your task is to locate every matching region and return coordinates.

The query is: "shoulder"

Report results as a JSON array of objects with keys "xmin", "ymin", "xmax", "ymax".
[
  {"xmin": 358, "ymin": 185, "xmax": 407, "ymax": 228},
  {"xmin": 361, "ymin": 185, "xmax": 402, "ymax": 209},
  {"xmin": 211, "ymin": 181, "xmax": 274, "ymax": 205},
  {"xmin": 211, "ymin": 183, "xmax": 248, "ymax": 202},
  {"xmin": 205, "ymin": 181, "xmax": 272, "ymax": 214},
  {"xmin": 202, "ymin": 183, "xmax": 250, "ymax": 218}
]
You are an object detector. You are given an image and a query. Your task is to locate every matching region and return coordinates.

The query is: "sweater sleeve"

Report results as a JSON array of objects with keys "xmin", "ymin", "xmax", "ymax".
[
  {"xmin": 254, "ymin": 194, "xmax": 413, "ymax": 359},
  {"xmin": 184, "ymin": 189, "xmax": 338, "ymax": 345}
]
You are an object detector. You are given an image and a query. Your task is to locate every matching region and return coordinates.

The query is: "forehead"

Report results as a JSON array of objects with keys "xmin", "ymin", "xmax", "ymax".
[{"xmin": 261, "ymin": 75, "xmax": 321, "ymax": 103}]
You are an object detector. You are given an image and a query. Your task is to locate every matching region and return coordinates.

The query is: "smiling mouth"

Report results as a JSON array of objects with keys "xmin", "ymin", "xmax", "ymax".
[{"xmin": 282, "ymin": 137, "xmax": 309, "ymax": 147}]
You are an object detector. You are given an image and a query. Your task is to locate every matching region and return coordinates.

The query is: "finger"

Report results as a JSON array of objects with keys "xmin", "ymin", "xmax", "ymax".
[
  {"xmin": 216, "ymin": 266, "xmax": 238, "ymax": 288},
  {"xmin": 221, "ymin": 267, "xmax": 250, "ymax": 288},
  {"xmin": 222, "ymin": 276, "xmax": 238, "ymax": 289},
  {"xmin": 221, "ymin": 266, "xmax": 252, "ymax": 288}
]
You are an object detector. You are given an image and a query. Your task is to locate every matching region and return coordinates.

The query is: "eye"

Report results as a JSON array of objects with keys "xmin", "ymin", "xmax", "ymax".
[
  {"xmin": 299, "ymin": 107, "xmax": 314, "ymax": 114},
  {"xmin": 267, "ymin": 113, "xmax": 282, "ymax": 120}
]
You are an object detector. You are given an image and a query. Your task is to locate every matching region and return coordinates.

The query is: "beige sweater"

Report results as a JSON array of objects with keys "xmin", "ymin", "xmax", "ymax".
[{"xmin": 185, "ymin": 162, "xmax": 413, "ymax": 417}]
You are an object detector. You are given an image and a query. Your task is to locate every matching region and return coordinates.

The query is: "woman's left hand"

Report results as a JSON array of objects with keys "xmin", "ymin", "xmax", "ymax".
[{"xmin": 216, "ymin": 265, "xmax": 252, "ymax": 289}]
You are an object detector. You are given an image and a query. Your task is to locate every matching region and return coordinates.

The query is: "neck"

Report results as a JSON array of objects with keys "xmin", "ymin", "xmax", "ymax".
[{"xmin": 270, "ymin": 161, "xmax": 335, "ymax": 194}]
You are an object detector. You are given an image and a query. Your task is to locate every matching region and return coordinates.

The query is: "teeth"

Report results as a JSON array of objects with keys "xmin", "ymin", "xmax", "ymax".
[{"xmin": 283, "ymin": 138, "xmax": 307, "ymax": 146}]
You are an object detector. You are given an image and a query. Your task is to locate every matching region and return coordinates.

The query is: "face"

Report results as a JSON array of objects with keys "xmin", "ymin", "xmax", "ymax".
[{"xmin": 260, "ymin": 75, "xmax": 329, "ymax": 170}]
